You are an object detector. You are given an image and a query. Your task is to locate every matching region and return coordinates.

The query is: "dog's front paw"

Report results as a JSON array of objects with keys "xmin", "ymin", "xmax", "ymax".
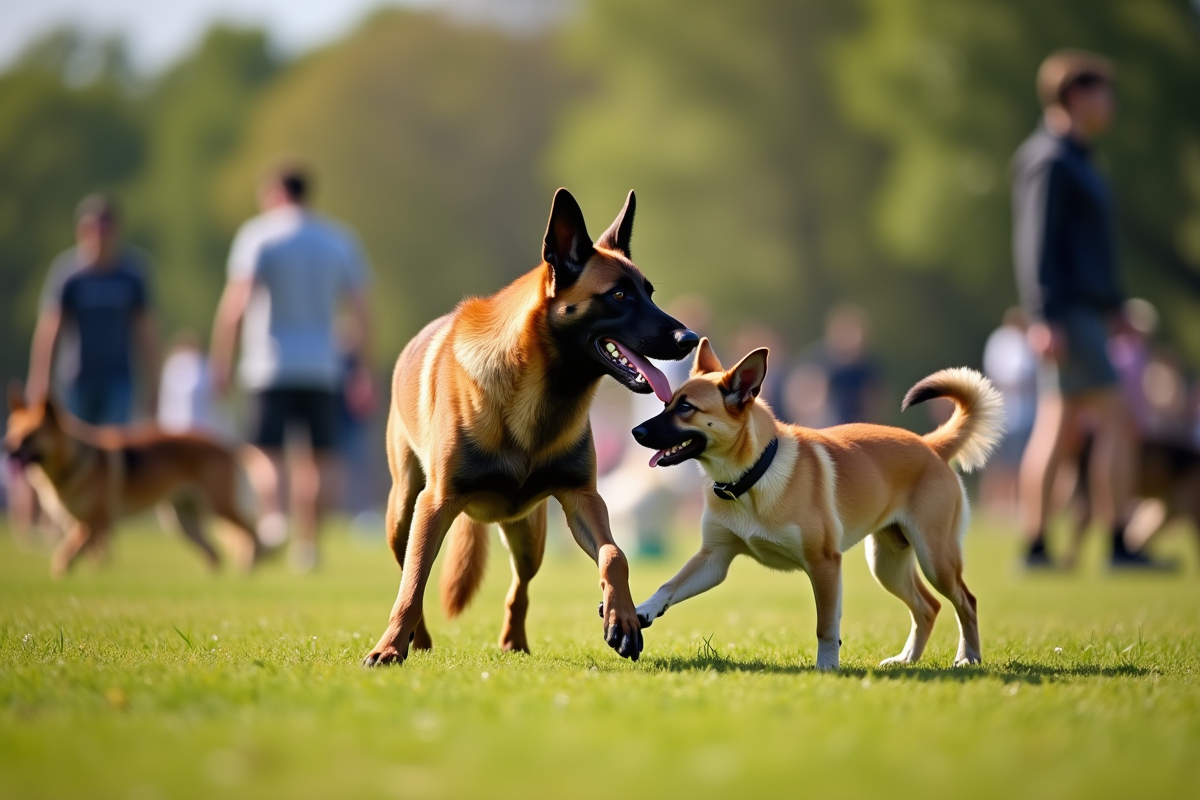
[
  {"xmin": 599, "ymin": 599, "xmax": 643, "ymax": 661},
  {"xmin": 362, "ymin": 645, "xmax": 405, "ymax": 667}
]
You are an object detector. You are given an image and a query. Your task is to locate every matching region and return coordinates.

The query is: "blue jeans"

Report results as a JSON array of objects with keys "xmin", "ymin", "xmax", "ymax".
[{"xmin": 68, "ymin": 379, "xmax": 133, "ymax": 425}]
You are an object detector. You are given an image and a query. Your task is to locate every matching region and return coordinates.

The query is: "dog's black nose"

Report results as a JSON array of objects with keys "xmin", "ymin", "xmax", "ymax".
[
  {"xmin": 631, "ymin": 425, "xmax": 648, "ymax": 443},
  {"xmin": 674, "ymin": 328, "xmax": 699, "ymax": 352}
]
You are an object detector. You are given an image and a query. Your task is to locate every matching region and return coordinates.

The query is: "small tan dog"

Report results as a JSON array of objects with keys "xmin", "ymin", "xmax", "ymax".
[
  {"xmin": 629, "ymin": 340, "xmax": 1004, "ymax": 670},
  {"xmin": 5, "ymin": 383, "xmax": 261, "ymax": 576}
]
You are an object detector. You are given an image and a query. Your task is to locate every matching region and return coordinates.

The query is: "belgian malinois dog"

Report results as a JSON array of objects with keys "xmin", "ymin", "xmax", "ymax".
[
  {"xmin": 5, "ymin": 384, "xmax": 261, "ymax": 576},
  {"xmin": 362, "ymin": 189, "xmax": 698, "ymax": 665},
  {"xmin": 629, "ymin": 340, "xmax": 1004, "ymax": 669}
]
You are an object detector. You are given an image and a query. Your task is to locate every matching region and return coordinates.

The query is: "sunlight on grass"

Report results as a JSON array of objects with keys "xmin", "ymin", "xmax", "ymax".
[{"xmin": 2, "ymin": 516, "xmax": 1198, "ymax": 799}]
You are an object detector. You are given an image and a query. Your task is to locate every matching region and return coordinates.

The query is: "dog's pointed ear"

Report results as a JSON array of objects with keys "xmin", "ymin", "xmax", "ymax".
[
  {"xmin": 7, "ymin": 380, "xmax": 25, "ymax": 411},
  {"xmin": 721, "ymin": 348, "xmax": 769, "ymax": 409},
  {"xmin": 595, "ymin": 190, "xmax": 635, "ymax": 259},
  {"xmin": 692, "ymin": 337, "xmax": 723, "ymax": 376},
  {"xmin": 542, "ymin": 188, "xmax": 593, "ymax": 295}
]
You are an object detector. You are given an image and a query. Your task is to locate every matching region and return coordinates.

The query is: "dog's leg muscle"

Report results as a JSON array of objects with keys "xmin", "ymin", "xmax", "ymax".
[
  {"xmin": 556, "ymin": 488, "xmax": 642, "ymax": 660},
  {"xmin": 363, "ymin": 489, "xmax": 463, "ymax": 666},
  {"xmin": 161, "ymin": 498, "xmax": 220, "ymax": 571},
  {"xmin": 50, "ymin": 521, "xmax": 95, "ymax": 577},
  {"xmin": 867, "ymin": 526, "xmax": 940, "ymax": 665},
  {"xmin": 497, "ymin": 501, "xmax": 547, "ymax": 653},
  {"xmin": 384, "ymin": 432, "xmax": 432, "ymax": 649}
]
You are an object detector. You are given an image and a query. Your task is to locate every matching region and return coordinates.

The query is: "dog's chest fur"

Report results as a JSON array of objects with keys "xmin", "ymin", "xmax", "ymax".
[{"xmin": 703, "ymin": 437, "xmax": 814, "ymax": 573}]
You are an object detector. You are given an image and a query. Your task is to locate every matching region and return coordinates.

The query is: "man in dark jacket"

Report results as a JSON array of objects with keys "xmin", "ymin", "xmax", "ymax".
[{"xmin": 1013, "ymin": 50, "xmax": 1161, "ymax": 569}]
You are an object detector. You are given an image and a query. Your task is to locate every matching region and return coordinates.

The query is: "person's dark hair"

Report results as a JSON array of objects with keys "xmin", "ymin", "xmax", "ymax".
[
  {"xmin": 75, "ymin": 193, "xmax": 119, "ymax": 225},
  {"xmin": 265, "ymin": 162, "xmax": 311, "ymax": 204},
  {"xmin": 1037, "ymin": 50, "xmax": 1114, "ymax": 110}
]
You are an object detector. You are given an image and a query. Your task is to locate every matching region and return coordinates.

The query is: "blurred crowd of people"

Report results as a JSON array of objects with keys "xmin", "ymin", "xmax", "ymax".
[
  {"xmin": 5, "ymin": 49, "xmax": 1199, "ymax": 574},
  {"xmin": 5, "ymin": 165, "xmax": 380, "ymax": 572}
]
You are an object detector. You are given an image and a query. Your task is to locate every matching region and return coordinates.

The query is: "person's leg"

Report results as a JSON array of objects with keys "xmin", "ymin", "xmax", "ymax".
[
  {"xmin": 1018, "ymin": 390, "xmax": 1080, "ymax": 563},
  {"xmin": 245, "ymin": 390, "xmax": 288, "ymax": 548},
  {"xmin": 1083, "ymin": 389, "xmax": 1133, "ymax": 533},
  {"xmin": 287, "ymin": 389, "xmax": 339, "ymax": 572}
]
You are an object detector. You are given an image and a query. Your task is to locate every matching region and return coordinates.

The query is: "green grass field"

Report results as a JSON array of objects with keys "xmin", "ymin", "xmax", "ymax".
[{"xmin": 2, "ymin": 514, "xmax": 1198, "ymax": 799}]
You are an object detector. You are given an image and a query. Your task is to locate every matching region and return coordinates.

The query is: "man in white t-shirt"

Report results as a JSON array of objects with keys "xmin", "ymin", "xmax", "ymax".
[{"xmin": 210, "ymin": 164, "xmax": 373, "ymax": 571}]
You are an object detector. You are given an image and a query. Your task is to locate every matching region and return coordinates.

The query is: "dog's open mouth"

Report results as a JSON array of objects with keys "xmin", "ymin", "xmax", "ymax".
[
  {"xmin": 649, "ymin": 437, "xmax": 705, "ymax": 468},
  {"xmin": 597, "ymin": 338, "xmax": 673, "ymax": 402}
]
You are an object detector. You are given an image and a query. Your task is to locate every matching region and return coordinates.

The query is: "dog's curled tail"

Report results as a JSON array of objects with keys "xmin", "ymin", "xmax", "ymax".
[
  {"xmin": 440, "ymin": 516, "xmax": 490, "ymax": 618},
  {"xmin": 902, "ymin": 367, "xmax": 1005, "ymax": 473}
]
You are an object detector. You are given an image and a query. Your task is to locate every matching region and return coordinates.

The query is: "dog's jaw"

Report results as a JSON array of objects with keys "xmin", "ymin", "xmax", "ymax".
[{"xmin": 594, "ymin": 338, "xmax": 673, "ymax": 402}]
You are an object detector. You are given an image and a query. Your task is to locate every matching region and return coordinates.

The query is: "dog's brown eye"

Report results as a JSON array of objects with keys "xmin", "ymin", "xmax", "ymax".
[{"xmin": 613, "ymin": 291, "xmax": 625, "ymax": 301}]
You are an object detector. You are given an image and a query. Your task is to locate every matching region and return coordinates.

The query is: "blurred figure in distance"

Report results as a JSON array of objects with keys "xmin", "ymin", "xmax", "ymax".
[
  {"xmin": 980, "ymin": 307, "xmax": 1037, "ymax": 519},
  {"xmin": 1012, "ymin": 50, "xmax": 1166, "ymax": 570},
  {"xmin": 210, "ymin": 163, "xmax": 373, "ymax": 572}
]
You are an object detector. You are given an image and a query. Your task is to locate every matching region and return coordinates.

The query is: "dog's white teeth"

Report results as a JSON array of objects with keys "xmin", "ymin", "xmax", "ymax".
[{"xmin": 606, "ymin": 342, "xmax": 617, "ymax": 354}]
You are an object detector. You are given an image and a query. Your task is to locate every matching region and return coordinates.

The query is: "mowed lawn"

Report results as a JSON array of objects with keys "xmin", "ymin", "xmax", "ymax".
[{"xmin": 2, "ymin": 513, "xmax": 1198, "ymax": 799}]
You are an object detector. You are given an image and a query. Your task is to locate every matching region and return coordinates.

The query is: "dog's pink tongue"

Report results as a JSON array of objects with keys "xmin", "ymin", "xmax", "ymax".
[
  {"xmin": 613, "ymin": 342, "xmax": 673, "ymax": 403},
  {"xmin": 649, "ymin": 449, "xmax": 668, "ymax": 468}
]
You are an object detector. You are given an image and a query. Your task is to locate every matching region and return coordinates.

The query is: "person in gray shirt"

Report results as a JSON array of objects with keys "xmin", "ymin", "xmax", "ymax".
[
  {"xmin": 1012, "ymin": 50, "xmax": 1164, "ymax": 570},
  {"xmin": 211, "ymin": 164, "xmax": 373, "ymax": 572}
]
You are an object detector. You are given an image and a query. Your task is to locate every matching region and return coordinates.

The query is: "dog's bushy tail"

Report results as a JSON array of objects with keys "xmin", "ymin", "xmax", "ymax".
[
  {"xmin": 440, "ymin": 516, "xmax": 489, "ymax": 618},
  {"xmin": 902, "ymin": 367, "xmax": 1005, "ymax": 473}
]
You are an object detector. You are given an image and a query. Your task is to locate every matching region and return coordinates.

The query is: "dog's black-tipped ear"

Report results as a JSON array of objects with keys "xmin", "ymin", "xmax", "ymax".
[
  {"xmin": 692, "ymin": 337, "xmax": 723, "ymax": 376},
  {"xmin": 596, "ymin": 190, "xmax": 635, "ymax": 259},
  {"xmin": 7, "ymin": 380, "xmax": 25, "ymax": 411},
  {"xmin": 721, "ymin": 348, "xmax": 769, "ymax": 409},
  {"xmin": 543, "ymin": 188, "xmax": 593, "ymax": 295}
]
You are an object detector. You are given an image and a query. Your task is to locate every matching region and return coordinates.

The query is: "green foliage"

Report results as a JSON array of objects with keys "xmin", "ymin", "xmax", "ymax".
[
  {"xmin": 1, "ymin": 520, "xmax": 1198, "ymax": 798},
  {"xmin": 125, "ymin": 27, "xmax": 279, "ymax": 340},
  {"xmin": 216, "ymin": 10, "xmax": 571, "ymax": 355},
  {"xmin": 0, "ymin": 1, "xmax": 1198, "ymax": 392},
  {"xmin": 834, "ymin": 0, "xmax": 1200, "ymax": 357},
  {"xmin": 0, "ymin": 32, "xmax": 143, "ymax": 382}
]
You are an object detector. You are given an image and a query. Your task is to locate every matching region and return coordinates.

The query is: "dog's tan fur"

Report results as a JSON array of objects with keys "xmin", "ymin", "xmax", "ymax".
[
  {"xmin": 5, "ymin": 384, "xmax": 260, "ymax": 576},
  {"xmin": 633, "ymin": 340, "xmax": 1004, "ymax": 669},
  {"xmin": 363, "ymin": 189, "xmax": 694, "ymax": 665}
]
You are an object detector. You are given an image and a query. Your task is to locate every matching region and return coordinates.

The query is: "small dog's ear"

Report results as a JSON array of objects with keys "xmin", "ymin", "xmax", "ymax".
[
  {"xmin": 692, "ymin": 337, "xmax": 723, "ymax": 376},
  {"xmin": 543, "ymin": 188, "xmax": 593, "ymax": 295},
  {"xmin": 721, "ymin": 348, "xmax": 769, "ymax": 409},
  {"xmin": 7, "ymin": 380, "xmax": 25, "ymax": 411},
  {"xmin": 595, "ymin": 190, "xmax": 635, "ymax": 259}
]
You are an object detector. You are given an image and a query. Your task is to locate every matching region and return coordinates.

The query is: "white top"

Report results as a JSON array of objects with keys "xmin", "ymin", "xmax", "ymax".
[
  {"xmin": 228, "ymin": 206, "xmax": 369, "ymax": 391},
  {"xmin": 158, "ymin": 348, "xmax": 227, "ymax": 436}
]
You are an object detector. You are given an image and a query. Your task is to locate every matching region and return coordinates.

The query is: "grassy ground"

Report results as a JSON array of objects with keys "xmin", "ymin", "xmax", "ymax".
[{"xmin": 1, "ymin": 514, "xmax": 1198, "ymax": 800}]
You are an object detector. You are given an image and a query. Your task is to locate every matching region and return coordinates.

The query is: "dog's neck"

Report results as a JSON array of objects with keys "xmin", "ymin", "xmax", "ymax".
[{"xmin": 700, "ymin": 401, "xmax": 782, "ymax": 485}]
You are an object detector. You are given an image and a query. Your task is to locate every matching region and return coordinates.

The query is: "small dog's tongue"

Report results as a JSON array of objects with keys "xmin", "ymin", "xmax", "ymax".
[
  {"xmin": 613, "ymin": 342, "xmax": 672, "ymax": 402},
  {"xmin": 649, "ymin": 448, "xmax": 667, "ymax": 468}
]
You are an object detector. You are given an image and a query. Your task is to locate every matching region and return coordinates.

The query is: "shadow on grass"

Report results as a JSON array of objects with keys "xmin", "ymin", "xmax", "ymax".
[{"xmin": 640, "ymin": 654, "xmax": 1149, "ymax": 683}]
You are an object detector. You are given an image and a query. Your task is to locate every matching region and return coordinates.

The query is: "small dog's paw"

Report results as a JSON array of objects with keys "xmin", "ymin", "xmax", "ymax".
[{"xmin": 362, "ymin": 646, "xmax": 405, "ymax": 667}]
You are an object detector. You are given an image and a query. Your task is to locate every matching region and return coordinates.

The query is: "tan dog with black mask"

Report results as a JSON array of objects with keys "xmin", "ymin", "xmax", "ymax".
[{"xmin": 629, "ymin": 339, "xmax": 1004, "ymax": 669}]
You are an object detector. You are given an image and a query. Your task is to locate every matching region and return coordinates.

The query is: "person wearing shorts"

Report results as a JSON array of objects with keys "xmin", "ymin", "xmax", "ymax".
[
  {"xmin": 1012, "ymin": 50, "xmax": 1163, "ymax": 569},
  {"xmin": 210, "ymin": 164, "xmax": 373, "ymax": 571}
]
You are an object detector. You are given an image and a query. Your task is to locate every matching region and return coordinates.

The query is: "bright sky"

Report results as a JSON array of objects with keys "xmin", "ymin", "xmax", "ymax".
[{"xmin": 0, "ymin": 0, "xmax": 569, "ymax": 73}]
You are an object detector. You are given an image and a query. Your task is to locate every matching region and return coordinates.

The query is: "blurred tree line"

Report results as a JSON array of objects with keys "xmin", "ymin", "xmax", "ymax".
[{"xmin": 1, "ymin": 0, "xmax": 1197, "ymax": 420}]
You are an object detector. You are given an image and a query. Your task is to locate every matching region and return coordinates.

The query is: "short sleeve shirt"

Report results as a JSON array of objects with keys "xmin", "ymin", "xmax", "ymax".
[
  {"xmin": 41, "ymin": 247, "xmax": 150, "ymax": 389},
  {"xmin": 227, "ymin": 206, "xmax": 369, "ymax": 391}
]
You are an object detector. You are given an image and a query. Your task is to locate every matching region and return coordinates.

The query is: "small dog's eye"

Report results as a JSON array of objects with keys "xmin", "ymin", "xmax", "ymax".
[
  {"xmin": 612, "ymin": 291, "xmax": 625, "ymax": 301},
  {"xmin": 677, "ymin": 402, "xmax": 693, "ymax": 413}
]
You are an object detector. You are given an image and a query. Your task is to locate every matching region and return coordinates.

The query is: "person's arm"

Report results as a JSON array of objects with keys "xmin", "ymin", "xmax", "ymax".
[
  {"xmin": 209, "ymin": 278, "xmax": 252, "ymax": 396},
  {"xmin": 343, "ymin": 289, "xmax": 376, "ymax": 418},
  {"xmin": 1025, "ymin": 160, "xmax": 1070, "ymax": 361},
  {"xmin": 27, "ymin": 308, "xmax": 62, "ymax": 400},
  {"xmin": 133, "ymin": 310, "xmax": 160, "ymax": 415}
]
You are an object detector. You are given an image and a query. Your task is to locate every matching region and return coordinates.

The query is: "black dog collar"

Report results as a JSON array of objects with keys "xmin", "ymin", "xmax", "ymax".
[{"xmin": 712, "ymin": 438, "xmax": 779, "ymax": 501}]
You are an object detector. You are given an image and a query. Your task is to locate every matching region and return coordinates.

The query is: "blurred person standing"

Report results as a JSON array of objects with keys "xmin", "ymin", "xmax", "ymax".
[
  {"xmin": 27, "ymin": 194, "xmax": 158, "ymax": 422},
  {"xmin": 210, "ymin": 163, "xmax": 373, "ymax": 572},
  {"xmin": 1012, "ymin": 50, "xmax": 1162, "ymax": 569},
  {"xmin": 793, "ymin": 304, "xmax": 884, "ymax": 426},
  {"xmin": 157, "ymin": 331, "xmax": 227, "ymax": 438}
]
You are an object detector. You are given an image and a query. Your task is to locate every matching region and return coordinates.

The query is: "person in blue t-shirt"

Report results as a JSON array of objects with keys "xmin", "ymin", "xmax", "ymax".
[{"xmin": 28, "ymin": 194, "xmax": 159, "ymax": 425}]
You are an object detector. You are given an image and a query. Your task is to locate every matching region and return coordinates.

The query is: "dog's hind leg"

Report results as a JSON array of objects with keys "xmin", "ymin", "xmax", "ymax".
[
  {"xmin": 910, "ymin": 484, "xmax": 981, "ymax": 666},
  {"xmin": 160, "ymin": 497, "xmax": 220, "ymax": 571},
  {"xmin": 867, "ymin": 524, "xmax": 940, "ymax": 665},
  {"xmin": 50, "ymin": 521, "xmax": 97, "ymax": 577},
  {"xmin": 497, "ymin": 501, "xmax": 548, "ymax": 654}
]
